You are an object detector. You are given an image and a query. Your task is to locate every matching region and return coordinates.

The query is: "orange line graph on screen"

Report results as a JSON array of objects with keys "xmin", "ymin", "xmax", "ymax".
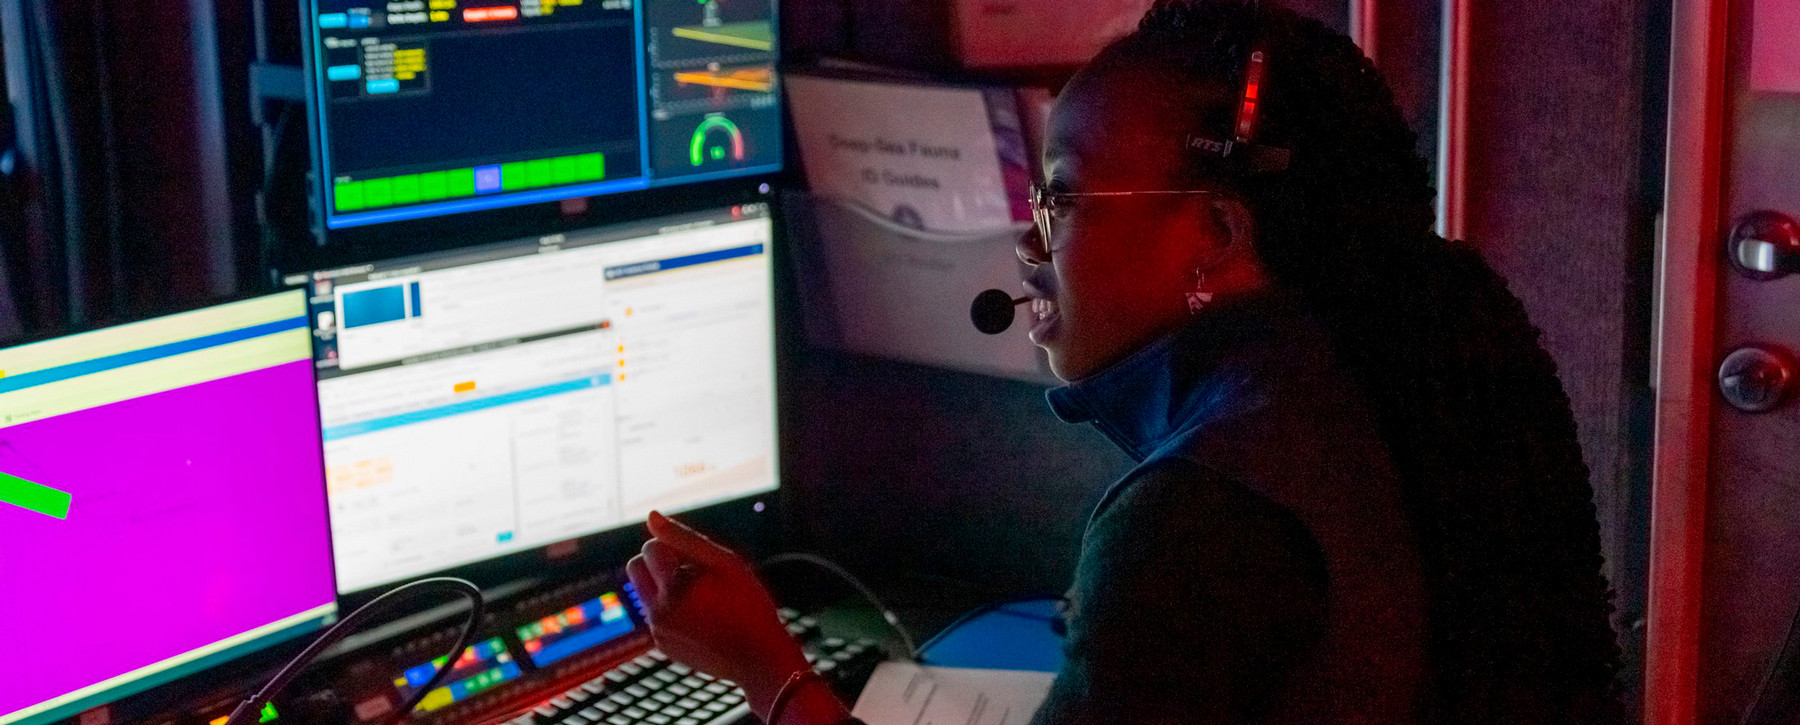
[
  {"xmin": 673, "ymin": 67, "xmax": 775, "ymax": 93},
  {"xmin": 326, "ymin": 456, "xmax": 396, "ymax": 494}
]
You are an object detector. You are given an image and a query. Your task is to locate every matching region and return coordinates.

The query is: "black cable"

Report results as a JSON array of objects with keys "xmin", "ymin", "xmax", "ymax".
[
  {"xmin": 222, "ymin": 577, "xmax": 485, "ymax": 725},
  {"xmin": 759, "ymin": 552, "xmax": 918, "ymax": 659}
]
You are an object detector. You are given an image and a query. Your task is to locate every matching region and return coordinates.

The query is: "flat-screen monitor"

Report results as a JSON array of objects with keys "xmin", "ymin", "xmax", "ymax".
[
  {"xmin": 287, "ymin": 203, "xmax": 778, "ymax": 593},
  {"xmin": 0, "ymin": 292, "xmax": 337, "ymax": 725},
  {"xmin": 303, "ymin": 0, "xmax": 782, "ymax": 230}
]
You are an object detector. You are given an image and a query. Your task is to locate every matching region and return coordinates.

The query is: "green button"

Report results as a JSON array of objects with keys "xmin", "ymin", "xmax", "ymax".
[
  {"xmin": 447, "ymin": 168, "xmax": 476, "ymax": 197},
  {"xmin": 525, "ymin": 159, "xmax": 553, "ymax": 188},
  {"xmin": 391, "ymin": 174, "xmax": 422, "ymax": 204},
  {"xmin": 501, "ymin": 162, "xmax": 527, "ymax": 191},
  {"xmin": 364, "ymin": 178, "xmax": 394, "ymax": 208},
  {"xmin": 0, "ymin": 471, "xmax": 70, "ymax": 519},
  {"xmin": 577, "ymin": 153, "xmax": 605, "ymax": 181},
  {"xmin": 551, "ymin": 155, "xmax": 581, "ymax": 185},
  {"xmin": 334, "ymin": 181, "xmax": 365, "ymax": 212},
  {"xmin": 419, "ymin": 171, "xmax": 448, "ymax": 201}
]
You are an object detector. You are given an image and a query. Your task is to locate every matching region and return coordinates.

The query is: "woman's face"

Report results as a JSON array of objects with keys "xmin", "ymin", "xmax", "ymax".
[{"xmin": 1023, "ymin": 58, "xmax": 1239, "ymax": 381}]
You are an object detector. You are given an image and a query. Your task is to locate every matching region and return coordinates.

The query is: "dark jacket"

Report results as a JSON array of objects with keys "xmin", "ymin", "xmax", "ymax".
[
  {"xmin": 835, "ymin": 292, "xmax": 1430, "ymax": 724},
  {"xmin": 1030, "ymin": 291, "xmax": 1428, "ymax": 723}
]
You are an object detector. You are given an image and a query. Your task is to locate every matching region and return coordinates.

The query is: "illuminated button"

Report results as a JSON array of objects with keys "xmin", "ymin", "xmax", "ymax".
[
  {"xmin": 462, "ymin": 5, "xmax": 518, "ymax": 21},
  {"xmin": 474, "ymin": 165, "xmax": 502, "ymax": 194},
  {"xmin": 326, "ymin": 64, "xmax": 361, "ymax": 81},
  {"xmin": 365, "ymin": 79, "xmax": 400, "ymax": 94},
  {"xmin": 317, "ymin": 12, "xmax": 348, "ymax": 27}
]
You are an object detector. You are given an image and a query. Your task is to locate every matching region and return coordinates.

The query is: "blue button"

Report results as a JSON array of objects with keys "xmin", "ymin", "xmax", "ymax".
[
  {"xmin": 326, "ymin": 64, "xmax": 361, "ymax": 81},
  {"xmin": 365, "ymin": 79, "xmax": 400, "ymax": 94},
  {"xmin": 317, "ymin": 12, "xmax": 347, "ymax": 27},
  {"xmin": 348, "ymin": 12, "xmax": 371, "ymax": 28},
  {"xmin": 475, "ymin": 165, "xmax": 502, "ymax": 193}
]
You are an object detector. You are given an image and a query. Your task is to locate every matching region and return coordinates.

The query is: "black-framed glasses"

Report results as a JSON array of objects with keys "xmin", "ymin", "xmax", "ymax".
[{"xmin": 1028, "ymin": 183, "xmax": 1222, "ymax": 256}]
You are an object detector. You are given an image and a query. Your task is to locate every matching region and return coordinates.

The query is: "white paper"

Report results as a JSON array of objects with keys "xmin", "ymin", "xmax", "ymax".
[
  {"xmin": 784, "ymin": 73, "xmax": 1049, "ymax": 382},
  {"xmin": 804, "ymin": 198, "xmax": 1047, "ymax": 382},
  {"xmin": 785, "ymin": 75, "xmax": 1023, "ymax": 234},
  {"xmin": 852, "ymin": 662, "xmax": 1056, "ymax": 725}
]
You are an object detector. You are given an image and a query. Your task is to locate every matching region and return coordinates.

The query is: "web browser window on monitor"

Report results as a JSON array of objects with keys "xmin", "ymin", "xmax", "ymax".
[
  {"xmin": 0, "ymin": 291, "xmax": 337, "ymax": 725},
  {"xmin": 292, "ymin": 204, "xmax": 778, "ymax": 593}
]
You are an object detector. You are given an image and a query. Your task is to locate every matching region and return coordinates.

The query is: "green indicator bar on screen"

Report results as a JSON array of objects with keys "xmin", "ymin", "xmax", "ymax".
[
  {"xmin": 334, "ymin": 181, "xmax": 365, "ymax": 212},
  {"xmin": 391, "ymin": 174, "xmax": 422, "ymax": 204},
  {"xmin": 448, "ymin": 168, "xmax": 476, "ymax": 197},
  {"xmin": 578, "ymin": 153, "xmax": 605, "ymax": 181},
  {"xmin": 364, "ymin": 178, "xmax": 394, "ymax": 208},
  {"xmin": 0, "ymin": 471, "xmax": 71, "ymax": 519},
  {"xmin": 551, "ymin": 156, "xmax": 581, "ymax": 185},
  {"xmin": 419, "ymin": 171, "xmax": 448, "ymax": 201},
  {"xmin": 501, "ymin": 162, "xmax": 527, "ymax": 190},
  {"xmin": 525, "ymin": 158, "xmax": 553, "ymax": 188}
]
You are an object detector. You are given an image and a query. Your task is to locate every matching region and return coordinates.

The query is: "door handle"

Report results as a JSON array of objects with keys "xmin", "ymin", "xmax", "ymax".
[
  {"xmin": 1727, "ymin": 211, "xmax": 1800, "ymax": 280},
  {"xmin": 1719, "ymin": 345, "xmax": 1796, "ymax": 413}
]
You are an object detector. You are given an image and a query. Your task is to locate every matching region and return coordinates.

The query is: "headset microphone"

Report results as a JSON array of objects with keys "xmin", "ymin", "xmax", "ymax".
[{"xmin": 971, "ymin": 289, "xmax": 1029, "ymax": 335}]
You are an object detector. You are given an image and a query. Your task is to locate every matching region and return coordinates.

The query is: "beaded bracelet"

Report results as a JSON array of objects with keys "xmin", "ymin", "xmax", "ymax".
[{"xmin": 766, "ymin": 668, "xmax": 828, "ymax": 725}]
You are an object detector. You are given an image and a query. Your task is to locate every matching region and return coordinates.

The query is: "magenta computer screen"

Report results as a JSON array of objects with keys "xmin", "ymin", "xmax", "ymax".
[{"xmin": 0, "ymin": 292, "xmax": 337, "ymax": 725}]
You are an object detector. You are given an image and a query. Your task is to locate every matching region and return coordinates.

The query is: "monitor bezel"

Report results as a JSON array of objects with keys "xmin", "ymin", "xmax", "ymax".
[
  {"xmin": 285, "ymin": 201, "xmax": 789, "ymax": 615},
  {"xmin": 0, "ymin": 288, "xmax": 341, "ymax": 725},
  {"xmin": 296, "ymin": 0, "xmax": 786, "ymax": 247}
]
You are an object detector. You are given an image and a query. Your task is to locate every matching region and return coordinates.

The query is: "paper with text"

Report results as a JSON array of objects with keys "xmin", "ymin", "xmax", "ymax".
[{"xmin": 852, "ymin": 663, "xmax": 1056, "ymax": 725}]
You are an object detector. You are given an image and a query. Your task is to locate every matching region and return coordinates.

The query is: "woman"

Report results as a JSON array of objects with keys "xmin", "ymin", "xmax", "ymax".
[{"xmin": 627, "ymin": 1, "xmax": 1624, "ymax": 722}]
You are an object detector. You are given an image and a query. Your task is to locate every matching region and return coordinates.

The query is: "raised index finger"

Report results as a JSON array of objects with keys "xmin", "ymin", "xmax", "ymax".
[{"xmin": 646, "ymin": 510, "xmax": 734, "ymax": 566}]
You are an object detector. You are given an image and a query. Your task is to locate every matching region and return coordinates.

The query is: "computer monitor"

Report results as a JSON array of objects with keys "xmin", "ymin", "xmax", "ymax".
[
  {"xmin": 303, "ymin": 0, "xmax": 782, "ymax": 230},
  {"xmin": 0, "ymin": 292, "xmax": 337, "ymax": 725},
  {"xmin": 288, "ymin": 203, "xmax": 778, "ymax": 593}
]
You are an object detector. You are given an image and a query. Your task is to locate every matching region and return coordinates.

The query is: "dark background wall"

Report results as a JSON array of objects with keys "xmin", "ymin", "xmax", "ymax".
[{"xmin": 1461, "ymin": 0, "xmax": 1665, "ymax": 702}]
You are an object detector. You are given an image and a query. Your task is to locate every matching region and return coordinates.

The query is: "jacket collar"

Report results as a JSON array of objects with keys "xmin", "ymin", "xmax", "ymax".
[{"xmin": 1044, "ymin": 291, "xmax": 1311, "ymax": 462}]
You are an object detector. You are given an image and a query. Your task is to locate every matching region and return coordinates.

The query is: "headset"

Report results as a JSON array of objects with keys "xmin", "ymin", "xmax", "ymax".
[{"xmin": 1187, "ymin": 41, "xmax": 1292, "ymax": 175}]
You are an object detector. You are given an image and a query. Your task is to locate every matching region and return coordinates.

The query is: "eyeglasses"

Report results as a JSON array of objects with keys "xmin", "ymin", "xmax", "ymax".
[{"xmin": 1028, "ymin": 183, "xmax": 1222, "ymax": 257}]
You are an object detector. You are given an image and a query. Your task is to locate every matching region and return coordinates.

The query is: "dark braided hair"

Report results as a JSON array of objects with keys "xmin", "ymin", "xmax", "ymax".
[{"xmin": 1102, "ymin": 2, "xmax": 1626, "ymax": 721}]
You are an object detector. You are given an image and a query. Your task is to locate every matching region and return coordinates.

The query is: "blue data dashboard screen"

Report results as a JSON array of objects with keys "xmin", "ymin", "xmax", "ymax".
[{"xmin": 306, "ymin": 0, "xmax": 781, "ymax": 229}]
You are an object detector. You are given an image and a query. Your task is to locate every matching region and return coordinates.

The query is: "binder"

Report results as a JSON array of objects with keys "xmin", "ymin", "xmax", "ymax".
[
  {"xmin": 787, "ymin": 192, "xmax": 1050, "ymax": 382},
  {"xmin": 784, "ymin": 72, "xmax": 1054, "ymax": 383}
]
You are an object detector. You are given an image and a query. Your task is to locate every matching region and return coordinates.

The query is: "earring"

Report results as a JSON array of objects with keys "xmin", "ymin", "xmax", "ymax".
[{"xmin": 1186, "ymin": 268, "xmax": 1214, "ymax": 315}]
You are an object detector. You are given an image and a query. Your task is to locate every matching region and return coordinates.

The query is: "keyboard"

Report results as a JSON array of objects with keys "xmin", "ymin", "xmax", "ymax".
[{"xmin": 503, "ymin": 618, "xmax": 885, "ymax": 725}]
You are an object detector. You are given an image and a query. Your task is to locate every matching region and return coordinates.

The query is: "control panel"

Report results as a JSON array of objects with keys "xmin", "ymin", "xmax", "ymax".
[{"xmin": 63, "ymin": 573, "xmax": 886, "ymax": 725}]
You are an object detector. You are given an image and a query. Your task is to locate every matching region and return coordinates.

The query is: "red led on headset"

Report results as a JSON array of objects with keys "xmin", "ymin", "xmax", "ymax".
[
  {"xmin": 1234, "ymin": 49, "xmax": 1267, "ymax": 143},
  {"xmin": 1184, "ymin": 43, "xmax": 1289, "ymax": 173}
]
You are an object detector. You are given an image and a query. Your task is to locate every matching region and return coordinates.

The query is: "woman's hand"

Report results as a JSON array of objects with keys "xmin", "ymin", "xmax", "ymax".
[{"xmin": 625, "ymin": 511, "xmax": 818, "ymax": 719}]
